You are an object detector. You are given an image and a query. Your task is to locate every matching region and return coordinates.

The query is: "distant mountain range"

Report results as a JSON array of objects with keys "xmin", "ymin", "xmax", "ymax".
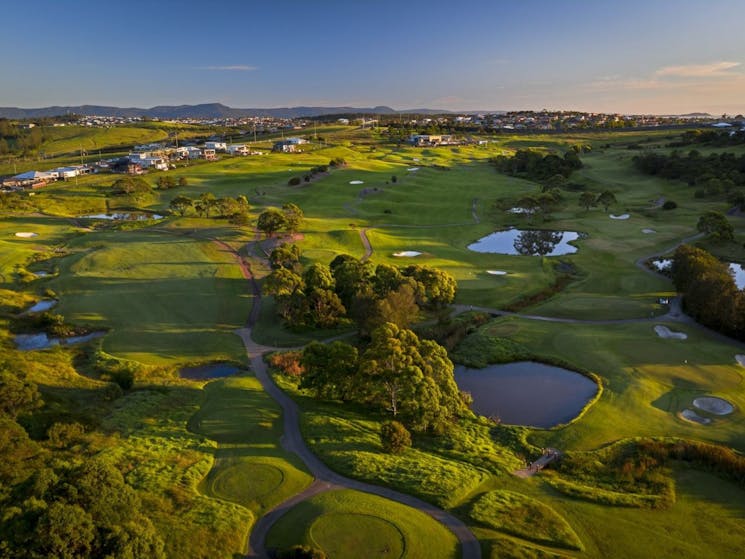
[{"xmin": 0, "ymin": 103, "xmax": 457, "ymax": 120}]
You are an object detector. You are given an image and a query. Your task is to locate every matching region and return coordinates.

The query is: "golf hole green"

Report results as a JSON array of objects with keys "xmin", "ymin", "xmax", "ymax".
[
  {"xmin": 211, "ymin": 462, "xmax": 284, "ymax": 503},
  {"xmin": 309, "ymin": 513, "xmax": 405, "ymax": 559}
]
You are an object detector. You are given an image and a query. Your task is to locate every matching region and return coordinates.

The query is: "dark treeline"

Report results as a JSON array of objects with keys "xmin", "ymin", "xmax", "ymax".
[
  {"xmin": 633, "ymin": 150, "xmax": 745, "ymax": 191},
  {"xmin": 667, "ymin": 129, "xmax": 745, "ymax": 148},
  {"xmin": 490, "ymin": 149, "xmax": 584, "ymax": 182},
  {"xmin": 672, "ymin": 245, "xmax": 745, "ymax": 340}
]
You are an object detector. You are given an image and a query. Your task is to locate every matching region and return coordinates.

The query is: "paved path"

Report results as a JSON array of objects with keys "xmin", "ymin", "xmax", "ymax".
[{"xmin": 219, "ymin": 239, "xmax": 482, "ymax": 559}]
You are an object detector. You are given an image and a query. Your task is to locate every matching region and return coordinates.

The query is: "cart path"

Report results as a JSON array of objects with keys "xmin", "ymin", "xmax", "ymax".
[{"xmin": 217, "ymin": 237, "xmax": 482, "ymax": 559}]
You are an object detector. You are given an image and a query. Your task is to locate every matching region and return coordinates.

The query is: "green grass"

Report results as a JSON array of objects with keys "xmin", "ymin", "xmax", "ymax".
[
  {"xmin": 265, "ymin": 489, "xmax": 459, "ymax": 559},
  {"xmin": 469, "ymin": 490, "xmax": 583, "ymax": 550}
]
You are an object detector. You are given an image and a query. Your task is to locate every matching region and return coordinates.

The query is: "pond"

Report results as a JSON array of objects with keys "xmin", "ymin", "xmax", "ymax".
[
  {"xmin": 467, "ymin": 229, "xmax": 581, "ymax": 256},
  {"xmin": 730, "ymin": 263, "xmax": 745, "ymax": 289},
  {"xmin": 26, "ymin": 299, "xmax": 57, "ymax": 313},
  {"xmin": 15, "ymin": 331, "xmax": 105, "ymax": 350},
  {"xmin": 81, "ymin": 213, "xmax": 164, "ymax": 220},
  {"xmin": 454, "ymin": 361, "xmax": 598, "ymax": 428},
  {"xmin": 179, "ymin": 362, "xmax": 240, "ymax": 380}
]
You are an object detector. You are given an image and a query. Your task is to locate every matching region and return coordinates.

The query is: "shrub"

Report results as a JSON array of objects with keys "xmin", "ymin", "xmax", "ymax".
[
  {"xmin": 267, "ymin": 351, "xmax": 305, "ymax": 376},
  {"xmin": 288, "ymin": 176, "xmax": 301, "ymax": 186},
  {"xmin": 277, "ymin": 545, "xmax": 326, "ymax": 559},
  {"xmin": 380, "ymin": 420, "xmax": 412, "ymax": 454},
  {"xmin": 47, "ymin": 422, "xmax": 86, "ymax": 448},
  {"xmin": 662, "ymin": 200, "xmax": 677, "ymax": 210}
]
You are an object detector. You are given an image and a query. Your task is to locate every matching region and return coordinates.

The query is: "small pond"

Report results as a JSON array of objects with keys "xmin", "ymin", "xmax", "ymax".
[
  {"xmin": 81, "ymin": 213, "xmax": 164, "ymax": 221},
  {"xmin": 26, "ymin": 299, "xmax": 57, "ymax": 313},
  {"xmin": 455, "ymin": 361, "xmax": 598, "ymax": 428},
  {"xmin": 730, "ymin": 263, "xmax": 745, "ymax": 289},
  {"xmin": 15, "ymin": 331, "xmax": 105, "ymax": 351},
  {"xmin": 179, "ymin": 362, "xmax": 240, "ymax": 380},
  {"xmin": 468, "ymin": 229, "xmax": 580, "ymax": 256}
]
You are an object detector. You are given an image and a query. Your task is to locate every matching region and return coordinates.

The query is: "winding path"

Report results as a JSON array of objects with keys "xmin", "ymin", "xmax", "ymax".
[{"xmin": 220, "ymin": 237, "xmax": 482, "ymax": 559}]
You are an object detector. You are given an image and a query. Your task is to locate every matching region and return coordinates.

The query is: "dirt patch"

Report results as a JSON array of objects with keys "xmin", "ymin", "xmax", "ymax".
[
  {"xmin": 654, "ymin": 325, "xmax": 687, "ymax": 339},
  {"xmin": 693, "ymin": 397, "xmax": 734, "ymax": 416}
]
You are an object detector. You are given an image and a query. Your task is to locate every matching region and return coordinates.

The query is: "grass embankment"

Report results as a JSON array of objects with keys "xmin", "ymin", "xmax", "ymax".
[{"xmin": 265, "ymin": 489, "xmax": 459, "ymax": 559}]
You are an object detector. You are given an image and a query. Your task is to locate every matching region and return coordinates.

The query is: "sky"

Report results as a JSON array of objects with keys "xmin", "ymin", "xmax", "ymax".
[{"xmin": 2, "ymin": 0, "xmax": 745, "ymax": 115}]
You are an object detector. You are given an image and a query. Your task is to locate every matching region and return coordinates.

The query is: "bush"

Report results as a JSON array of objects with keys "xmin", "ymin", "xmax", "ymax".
[
  {"xmin": 267, "ymin": 351, "xmax": 305, "ymax": 376},
  {"xmin": 277, "ymin": 545, "xmax": 326, "ymax": 559},
  {"xmin": 662, "ymin": 200, "xmax": 677, "ymax": 210},
  {"xmin": 380, "ymin": 421, "xmax": 412, "ymax": 454},
  {"xmin": 47, "ymin": 422, "xmax": 86, "ymax": 448},
  {"xmin": 288, "ymin": 176, "xmax": 301, "ymax": 186}
]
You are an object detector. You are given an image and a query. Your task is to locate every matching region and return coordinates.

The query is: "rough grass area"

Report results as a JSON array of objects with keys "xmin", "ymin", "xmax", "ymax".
[
  {"xmin": 469, "ymin": 490, "xmax": 583, "ymax": 550},
  {"xmin": 265, "ymin": 489, "xmax": 459, "ymax": 559}
]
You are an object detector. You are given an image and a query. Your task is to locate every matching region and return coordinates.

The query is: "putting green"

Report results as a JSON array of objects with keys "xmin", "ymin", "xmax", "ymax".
[
  {"xmin": 310, "ymin": 513, "xmax": 405, "ymax": 559},
  {"xmin": 208, "ymin": 460, "xmax": 285, "ymax": 506}
]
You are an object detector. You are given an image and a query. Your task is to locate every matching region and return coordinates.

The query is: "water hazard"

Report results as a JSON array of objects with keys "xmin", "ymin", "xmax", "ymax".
[
  {"xmin": 179, "ymin": 362, "xmax": 240, "ymax": 380},
  {"xmin": 455, "ymin": 361, "xmax": 598, "ymax": 428},
  {"xmin": 468, "ymin": 229, "xmax": 580, "ymax": 256}
]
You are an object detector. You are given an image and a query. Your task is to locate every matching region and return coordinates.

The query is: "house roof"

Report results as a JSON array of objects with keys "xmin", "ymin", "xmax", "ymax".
[{"xmin": 13, "ymin": 170, "xmax": 55, "ymax": 180}]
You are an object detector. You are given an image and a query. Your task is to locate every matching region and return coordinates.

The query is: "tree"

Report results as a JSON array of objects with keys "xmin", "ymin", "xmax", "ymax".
[
  {"xmin": 305, "ymin": 288, "xmax": 346, "ymax": 328},
  {"xmin": 331, "ymin": 256, "xmax": 374, "ymax": 308},
  {"xmin": 263, "ymin": 268, "xmax": 304, "ymax": 298},
  {"xmin": 257, "ymin": 208, "xmax": 287, "ymax": 238},
  {"xmin": 697, "ymin": 210, "xmax": 734, "ymax": 241},
  {"xmin": 277, "ymin": 545, "xmax": 327, "ymax": 559},
  {"xmin": 282, "ymin": 202, "xmax": 304, "ymax": 234},
  {"xmin": 596, "ymin": 190, "xmax": 617, "ymax": 212},
  {"xmin": 178, "ymin": 176, "xmax": 189, "ymax": 187},
  {"xmin": 579, "ymin": 191, "xmax": 597, "ymax": 211},
  {"xmin": 33, "ymin": 503, "xmax": 96, "ymax": 559},
  {"xmin": 0, "ymin": 367, "xmax": 42, "ymax": 419},
  {"xmin": 401, "ymin": 265, "xmax": 456, "ymax": 308},
  {"xmin": 270, "ymin": 243, "xmax": 301, "ymax": 270},
  {"xmin": 111, "ymin": 177, "xmax": 151, "ymax": 198},
  {"xmin": 169, "ymin": 195, "xmax": 193, "ymax": 216},
  {"xmin": 364, "ymin": 283, "xmax": 419, "ymax": 334},
  {"xmin": 156, "ymin": 176, "xmax": 175, "ymax": 189},
  {"xmin": 196, "ymin": 192, "xmax": 217, "ymax": 217},
  {"xmin": 303, "ymin": 263, "xmax": 335, "ymax": 291},
  {"xmin": 380, "ymin": 420, "xmax": 412, "ymax": 454},
  {"xmin": 102, "ymin": 519, "xmax": 166, "ymax": 559},
  {"xmin": 300, "ymin": 341, "xmax": 359, "ymax": 400},
  {"xmin": 359, "ymin": 323, "xmax": 467, "ymax": 431}
]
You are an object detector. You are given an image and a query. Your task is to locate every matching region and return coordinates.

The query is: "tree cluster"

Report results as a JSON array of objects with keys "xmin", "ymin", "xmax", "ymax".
[
  {"xmin": 256, "ymin": 203, "xmax": 304, "ymax": 237},
  {"xmin": 156, "ymin": 175, "xmax": 188, "ymax": 190},
  {"xmin": 490, "ymin": 149, "xmax": 583, "ymax": 182},
  {"xmin": 672, "ymin": 245, "xmax": 744, "ymax": 340},
  {"xmin": 110, "ymin": 177, "xmax": 152, "ymax": 198},
  {"xmin": 263, "ymin": 247, "xmax": 456, "ymax": 334},
  {"xmin": 667, "ymin": 129, "xmax": 745, "ymax": 148},
  {"xmin": 633, "ymin": 150, "xmax": 745, "ymax": 199},
  {"xmin": 298, "ymin": 323, "xmax": 470, "ymax": 433},
  {"xmin": 578, "ymin": 190, "xmax": 617, "ymax": 212},
  {"xmin": 169, "ymin": 192, "xmax": 250, "ymax": 222}
]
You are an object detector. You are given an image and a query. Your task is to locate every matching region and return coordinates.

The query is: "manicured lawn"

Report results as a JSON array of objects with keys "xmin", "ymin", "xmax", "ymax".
[{"xmin": 266, "ymin": 489, "xmax": 459, "ymax": 559}]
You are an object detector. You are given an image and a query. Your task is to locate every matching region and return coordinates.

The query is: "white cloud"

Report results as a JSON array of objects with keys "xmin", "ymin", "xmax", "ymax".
[
  {"xmin": 655, "ymin": 61, "xmax": 741, "ymax": 78},
  {"xmin": 198, "ymin": 65, "xmax": 258, "ymax": 71}
]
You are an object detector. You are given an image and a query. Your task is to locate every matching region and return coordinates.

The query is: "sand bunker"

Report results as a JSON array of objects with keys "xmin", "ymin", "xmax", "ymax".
[
  {"xmin": 349, "ymin": 180, "xmax": 364, "ymax": 185},
  {"xmin": 654, "ymin": 325, "xmax": 687, "ymax": 339},
  {"xmin": 642, "ymin": 228, "xmax": 656, "ymax": 234},
  {"xmin": 15, "ymin": 232, "xmax": 38, "ymax": 238},
  {"xmin": 736, "ymin": 354, "xmax": 745, "ymax": 367},
  {"xmin": 407, "ymin": 167, "xmax": 420, "ymax": 171},
  {"xmin": 27, "ymin": 300, "xmax": 57, "ymax": 313},
  {"xmin": 609, "ymin": 214, "xmax": 630, "ymax": 220},
  {"xmin": 652, "ymin": 259, "xmax": 672, "ymax": 271},
  {"xmin": 487, "ymin": 270, "xmax": 508, "ymax": 275},
  {"xmin": 680, "ymin": 409, "xmax": 711, "ymax": 425},
  {"xmin": 693, "ymin": 397, "xmax": 734, "ymax": 416},
  {"xmin": 33, "ymin": 271, "xmax": 50, "ymax": 277},
  {"xmin": 412, "ymin": 158, "xmax": 420, "ymax": 162},
  {"xmin": 392, "ymin": 251, "xmax": 422, "ymax": 257}
]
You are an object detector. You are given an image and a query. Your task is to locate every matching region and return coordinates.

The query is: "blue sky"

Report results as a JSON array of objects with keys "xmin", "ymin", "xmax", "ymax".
[{"xmin": 2, "ymin": 0, "xmax": 745, "ymax": 114}]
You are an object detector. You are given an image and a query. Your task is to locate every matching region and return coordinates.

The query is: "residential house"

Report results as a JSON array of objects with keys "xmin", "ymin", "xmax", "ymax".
[
  {"xmin": 205, "ymin": 141, "xmax": 228, "ymax": 151},
  {"xmin": 227, "ymin": 144, "xmax": 250, "ymax": 156}
]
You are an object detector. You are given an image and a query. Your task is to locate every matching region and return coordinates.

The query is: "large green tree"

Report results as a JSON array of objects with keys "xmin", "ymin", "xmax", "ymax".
[
  {"xmin": 697, "ymin": 210, "xmax": 734, "ymax": 242},
  {"xmin": 257, "ymin": 208, "xmax": 287, "ymax": 238},
  {"xmin": 300, "ymin": 341, "xmax": 359, "ymax": 400}
]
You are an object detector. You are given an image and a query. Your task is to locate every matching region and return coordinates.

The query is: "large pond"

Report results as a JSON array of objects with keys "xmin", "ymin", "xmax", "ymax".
[
  {"xmin": 455, "ymin": 361, "xmax": 598, "ymax": 428},
  {"xmin": 80, "ymin": 212, "xmax": 164, "ymax": 221},
  {"xmin": 468, "ymin": 229, "xmax": 580, "ymax": 256},
  {"xmin": 15, "ymin": 331, "xmax": 105, "ymax": 351}
]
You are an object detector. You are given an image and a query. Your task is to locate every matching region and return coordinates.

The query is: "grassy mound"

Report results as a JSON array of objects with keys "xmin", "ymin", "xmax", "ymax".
[
  {"xmin": 469, "ymin": 490, "xmax": 583, "ymax": 550},
  {"xmin": 266, "ymin": 489, "xmax": 458, "ymax": 559}
]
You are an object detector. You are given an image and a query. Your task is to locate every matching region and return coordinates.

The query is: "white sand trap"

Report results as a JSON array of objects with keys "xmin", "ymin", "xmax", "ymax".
[
  {"xmin": 392, "ymin": 251, "xmax": 422, "ymax": 257},
  {"xmin": 652, "ymin": 259, "xmax": 672, "ymax": 271},
  {"xmin": 33, "ymin": 271, "xmax": 49, "ymax": 277},
  {"xmin": 407, "ymin": 167, "xmax": 420, "ymax": 171},
  {"xmin": 693, "ymin": 397, "xmax": 734, "ymax": 415},
  {"xmin": 487, "ymin": 270, "xmax": 508, "ymax": 275},
  {"xmin": 680, "ymin": 409, "xmax": 711, "ymax": 425},
  {"xmin": 349, "ymin": 180, "xmax": 364, "ymax": 185},
  {"xmin": 609, "ymin": 214, "xmax": 630, "ymax": 220},
  {"xmin": 507, "ymin": 207, "xmax": 534, "ymax": 214},
  {"xmin": 412, "ymin": 158, "xmax": 420, "ymax": 162},
  {"xmin": 736, "ymin": 354, "xmax": 745, "ymax": 367},
  {"xmin": 642, "ymin": 228, "xmax": 656, "ymax": 234},
  {"xmin": 15, "ymin": 232, "xmax": 38, "ymax": 238},
  {"xmin": 654, "ymin": 325, "xmax": 687, "ymax": 339}
]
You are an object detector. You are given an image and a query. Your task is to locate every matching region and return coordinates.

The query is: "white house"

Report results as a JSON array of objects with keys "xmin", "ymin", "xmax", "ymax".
[
  {"xmin": 141, "ymin": 157, "xmax": 169, "ymax": 171},
  {"xmin": 52, "ymin": 166, "xmax": 81, "ymax": 180},
  {"xmin": 205, "ymin": 141, "xmax": 228, "ymax": 151},
  {"xmin": 227, "ymin": 144, "xmax": 249, "ymax": 156}
]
